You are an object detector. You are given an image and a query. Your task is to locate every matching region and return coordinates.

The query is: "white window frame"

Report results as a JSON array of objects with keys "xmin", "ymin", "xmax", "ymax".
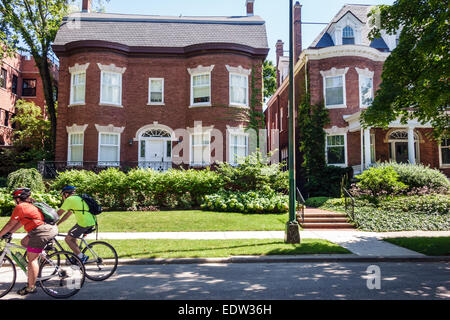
[
  {"xmin": 189, "ymin": 132, "xmax": 211, "ymax": 166},
  {"xmin": 320, "ymin": 67, "xmax": 349, "ymax": 109},
  {"xmin": 439, "ymin": 137, "xmax": 450, "ymax": 168},
  {"xmin": 97, "ymin": 132, "xmax": 121, "ymax": 167},
  {"xmin": 68, "ymin": 63, "xmax": 89, "ymax": 106},
  {"xmin": 188, "ymin": 65, "xmax": 214, "ymax": 107},
  {"xmin": 280, "ymin": 108, "xmax": 283, "ymax": 132},
  {"xmin": 226, "ymin": 65, "xmax": 251, "ymax": 108},
  {"xmin": 325, "ymin": 133, "xmax": 348, "ymax": 167},
  {"xmin": 67, "ymin": 132, "xmax": 84, "ymax": 166},
  {"xmin": 228, "ymin": 131, "xmax": 249, "ymax": 166},
  {"xmin": 98, "ymin": 63, "xmax": 126, "ymax": 107},
  {"xmin": 356, "ymin": 67, "xmax": 374, "ymax": 108},
  {"xmin": 148, "ymin": 78, "xmax": 164, "ymax": 105}
]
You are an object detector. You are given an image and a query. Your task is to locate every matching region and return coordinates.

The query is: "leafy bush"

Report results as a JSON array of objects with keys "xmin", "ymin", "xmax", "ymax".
[
  {"xmin": 6, "ymin": 168, "xmax": 46, "ymax": 193},
  {"xmin": 201, "ymin": 190, "xmax": 288, "ymax": 214},
  {"xmin": 375, "ymin": 162, "xmax": 450, "ymax": 191},
  {"xmin": 304, "ymin": 166, "xmax": 353, "ymax": 198},
  {"xmin": 0, "ymin": 188, "xmax": 61, "ymax": 217},
  {"xmin": 379, "ymin": 195, "xmax": 450, "ymax": 215},
  {"xmin": 51, "ymin": 169, "xmax": 97, "ymax": 194},
  {"xmin": 304, "ymin": 197, "xmax": 331, "ymax": 208}
]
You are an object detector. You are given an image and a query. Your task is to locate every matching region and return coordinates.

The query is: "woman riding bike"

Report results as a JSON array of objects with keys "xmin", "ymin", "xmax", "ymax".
[{"xmin": 0, "ymin": 188, "xmax": 58, "ymax": 296}]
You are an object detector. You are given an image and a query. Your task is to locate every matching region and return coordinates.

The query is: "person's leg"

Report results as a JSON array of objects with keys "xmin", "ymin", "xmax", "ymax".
[
  {"xmin": 20, "ymin": 235, "xmax": 29, "ymax": 248},
  {"xmin": 65, "ymin": 225, "xmax": 83, "ymax": 256},
  {"xmin": 26, "ymin": 250, "xmax": 40, "ymax": 288}
]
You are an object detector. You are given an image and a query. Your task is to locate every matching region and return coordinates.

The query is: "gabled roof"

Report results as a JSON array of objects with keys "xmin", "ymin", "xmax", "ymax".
[
  {"xmin": 53, "ymin": 12, "xmax": 269, "ymax": 51},
  {"xmin": 309, "ymin": 4, "xmax": 374, "ymax": 49},
  {"xmin": 370, "ymin": 37, "xmax": 389, "ymax": 52}
]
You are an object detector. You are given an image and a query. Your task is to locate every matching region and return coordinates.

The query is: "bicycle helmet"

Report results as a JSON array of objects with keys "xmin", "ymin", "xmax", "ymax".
[
  {"xmin": 61, "ymin": 185, "xmax": 76, "ymax": 194},
  {"xmin": 12, "ymin": 188, "xmax": 31, "ymax": 200}
]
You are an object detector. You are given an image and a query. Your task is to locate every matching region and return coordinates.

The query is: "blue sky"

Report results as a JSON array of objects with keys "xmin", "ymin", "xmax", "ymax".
[{"xmin": 76, "ymin": 0, "xmax": 395, "ymax": 62}]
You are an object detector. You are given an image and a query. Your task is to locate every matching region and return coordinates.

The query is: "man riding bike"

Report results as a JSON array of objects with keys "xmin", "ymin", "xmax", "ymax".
[
  {"xmin": 57, "ymin": 186, "xmax": 96, "ymax": 263},
  {"xmin": 0, "ymin": 188, "xmax": 58, "ymax": 295}
]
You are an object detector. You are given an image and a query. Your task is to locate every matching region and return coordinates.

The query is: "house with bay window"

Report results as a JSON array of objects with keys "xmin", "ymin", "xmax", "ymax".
[
  {"xmin": 265, "ymin": 3, "xmax": 449, "ymax": 181},
  {"xmin": 50, "ymin": 0, "xmax": 267, "ymax": 172}
]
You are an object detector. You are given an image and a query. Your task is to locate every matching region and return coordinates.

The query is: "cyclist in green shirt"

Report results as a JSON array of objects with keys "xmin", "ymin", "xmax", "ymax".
[{"xmin": 57, "ymin": 186, "xmax": 96, "ymax": 263}]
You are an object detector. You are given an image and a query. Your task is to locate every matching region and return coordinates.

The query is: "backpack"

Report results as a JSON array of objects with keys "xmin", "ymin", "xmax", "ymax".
[
  {"xmin": 32, "ymin": 202, "xmax": 60, "ymax": 225},
  {"xmin": 79, "ymin": 194, "xmax": 102, "ymax": 215}
]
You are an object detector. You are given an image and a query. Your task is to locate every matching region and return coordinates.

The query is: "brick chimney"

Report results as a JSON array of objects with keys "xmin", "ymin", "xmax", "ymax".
[
  {"xmin": 82, "ymin": 0, "xmax": 91, "ymax": 13},
  {"xmin": 246, "ymin": 0, "xmax": 255, "ymax": 16},
  {"xmin": 294, "ymin": 2, "xmax": 302, "ymax": 63},
  {"xmin": 276, "ymin": 40, "xmax": 284, "ymax": 87}
]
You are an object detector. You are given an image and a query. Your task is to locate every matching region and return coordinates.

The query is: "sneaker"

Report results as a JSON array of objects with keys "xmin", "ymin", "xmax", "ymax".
[
  {"xmin": 17, "ymin": 286, "xmax": 37, "ymax": 296},
  {"xmin": 80, "ymin": 255, "xmax": 89, "ymax": 264}
]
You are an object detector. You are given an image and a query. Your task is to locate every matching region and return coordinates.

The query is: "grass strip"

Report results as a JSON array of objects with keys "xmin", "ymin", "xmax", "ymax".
[{"xmin": 384, "ymin": 237, "xmax": 450, "ymax": 256}]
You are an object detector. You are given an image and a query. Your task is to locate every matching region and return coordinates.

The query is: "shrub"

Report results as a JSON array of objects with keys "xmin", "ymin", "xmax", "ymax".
[
  {"xmin": 6, "ymin": 168, "xmax": 45, "ymax": 193},
  {"xmin": 304, "ymin": 166, "xmax": 353, "ymax": 198},
  {"xmin": 375, "ymin": 162, "xmax": 450, "ymax": 191},
  {"xmin": 353, "ymin": 166, "xmax": 408, "ymax": 201},
  {"xmin": 0, "ymin": 188, "xmax": 61, "ymax": 217},
  {"xmin": 201, "ymin": 190, "xmax": 288, "ymax": 214},
  {"xmin": 304, "ymin": 197, "xmax": 331, "ymax": 208},
  {"xmin": 379, "ymin": 195, "xmax": 450, "ymax": 215},
  {"xmin": 51, "ymin": 169, "xmax": 97, "ymax": 194}
]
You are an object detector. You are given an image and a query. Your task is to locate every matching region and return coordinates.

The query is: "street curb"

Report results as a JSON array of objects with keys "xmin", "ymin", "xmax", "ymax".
[{"xmin": 116, "ymin": 255, "xmax": 450, "ymax": 265}]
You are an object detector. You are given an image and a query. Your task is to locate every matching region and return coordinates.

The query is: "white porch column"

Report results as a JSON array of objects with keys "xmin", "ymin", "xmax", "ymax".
[
  {"xmin": 364, "ymin": 127, "xmax": 371, "ymax": 169},
  {"xmin": 360, "ymin": 129, "xmax": 364, "ymax": 171},
  {"xmin": 408, "ymin": 126, "xmax": 416, "ymax": 164}
]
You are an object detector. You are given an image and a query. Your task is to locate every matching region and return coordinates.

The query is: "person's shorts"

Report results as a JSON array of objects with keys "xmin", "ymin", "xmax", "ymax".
[
  {"xmin": 68, "ymin": 224, "xmax": 94, "ymax": 239},
  {"xmin": 27, "ymin": 224, "xmax": 58, "ymax": 253}
]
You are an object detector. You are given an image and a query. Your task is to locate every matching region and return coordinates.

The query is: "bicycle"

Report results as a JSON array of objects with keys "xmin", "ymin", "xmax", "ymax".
[
  {"xmin": 0, "ymin": 233, "xmax": 86, "ymax": 299},
  {"xmin": 45, "ymin": 227, "xmax": 118, "ymax": 281}
]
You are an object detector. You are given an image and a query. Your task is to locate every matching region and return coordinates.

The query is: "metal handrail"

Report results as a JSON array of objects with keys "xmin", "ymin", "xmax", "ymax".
[
  {"xmin": 342, "ymin": 187, "xmax": 355, "ymax": 221},
  {"xmin": 296, "ymin": 187, "xmax": 306, "ymax": 224}
]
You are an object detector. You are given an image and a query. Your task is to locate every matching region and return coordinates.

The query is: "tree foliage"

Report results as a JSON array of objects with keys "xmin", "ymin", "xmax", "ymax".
[
  {"xmin": 263, "ymin": 59, "xmax": 277, "ymax": 100},
  {"xmin": 363, "ymin": 0, "xmax": 449, "ymax": 139}
]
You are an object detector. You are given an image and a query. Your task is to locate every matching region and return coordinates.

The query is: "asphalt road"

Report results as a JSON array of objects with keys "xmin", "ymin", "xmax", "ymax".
[{"xmin": 3, "ymin": 262, "xmax": 449, "ymax": 301}]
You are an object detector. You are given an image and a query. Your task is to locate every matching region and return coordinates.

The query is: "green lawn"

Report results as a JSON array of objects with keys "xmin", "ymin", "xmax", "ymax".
[
  {"xmin": 384, "ymin": 237, "xmax": 450, "ymax": 256},
  {"xmin": 53, "ymin": 210, "xmax": 290, "ymax": 233},
  {"xmin": 100, "ymin": 239, "xmax": 351, "ymax": 259}
]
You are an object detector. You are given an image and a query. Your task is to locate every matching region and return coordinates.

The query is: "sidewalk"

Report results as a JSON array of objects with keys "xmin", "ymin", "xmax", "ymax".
[{"xmin": 12, "ymin": 230, "xmax": 450, "ymax": 263}]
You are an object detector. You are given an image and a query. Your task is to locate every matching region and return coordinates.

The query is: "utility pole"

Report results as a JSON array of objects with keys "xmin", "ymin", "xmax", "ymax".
[{"xmin": 285, "ymin": 0, "xmax": 300, "ymax": 244}]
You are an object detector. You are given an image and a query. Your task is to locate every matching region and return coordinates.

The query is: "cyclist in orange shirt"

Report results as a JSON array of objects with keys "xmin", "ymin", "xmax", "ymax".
[{"xmin": 0, "ymin": 188, "xmax": 58, "ymax": 296}]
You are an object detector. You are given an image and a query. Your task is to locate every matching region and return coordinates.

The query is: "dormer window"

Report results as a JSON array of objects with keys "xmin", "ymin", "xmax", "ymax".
[{"xmin": 342, "ymin": 26, "xmax": 355, "ymax": 44}]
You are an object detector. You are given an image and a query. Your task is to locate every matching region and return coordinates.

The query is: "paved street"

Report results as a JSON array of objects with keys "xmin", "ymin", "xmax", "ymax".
[{"xmin": 3, "ymin": 261, "xmax": 449, "ymax": 300}]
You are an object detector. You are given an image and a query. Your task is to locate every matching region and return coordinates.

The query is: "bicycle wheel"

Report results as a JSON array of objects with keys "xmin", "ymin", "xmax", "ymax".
[
  {"xmin": 0, "ymin": 255, "xmax": 16, "ymax": 298},
  {"xmin": 38, "ymin": 251, "xmax": 85, "ymax": 299},
  {"xmin": 82, "ymin": 241, "xmax": 118, "ymax": 281}
]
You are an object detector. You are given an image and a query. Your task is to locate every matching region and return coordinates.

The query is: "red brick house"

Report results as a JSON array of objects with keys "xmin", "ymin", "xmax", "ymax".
[
  {"xmin": 50, "ymin": 0, "xmax": 268, "ymax": 171},
  {"xmin": 265, "ymin": 3, "xmax": 449, "ymax": 178},
  {"xmin": 0, "ymin": 52, "xmax": 58, "ymax": 146}
]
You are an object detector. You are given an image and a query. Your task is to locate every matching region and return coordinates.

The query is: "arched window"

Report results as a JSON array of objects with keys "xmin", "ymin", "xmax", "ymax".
[
  {"xmin": 342, "ymin": 26, "xmax": 355, "ymax": 45},
  {"xmin": 141, "ymin": 128, "xmax": 171, "ymax": 138}
]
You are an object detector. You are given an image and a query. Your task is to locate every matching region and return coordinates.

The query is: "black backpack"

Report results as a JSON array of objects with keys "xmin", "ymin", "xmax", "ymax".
[
  {"xmin": 79, "ymin": 194, "xmax": 102, "ymax": 215},
  {"xmin": 32, "ymin": 202, "xmax": 60, "ymax": 225}
]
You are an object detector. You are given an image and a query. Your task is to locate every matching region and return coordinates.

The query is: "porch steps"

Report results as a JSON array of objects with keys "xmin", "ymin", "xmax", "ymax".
[{"xmin": 298, "ymin": 208, "xmax": 355, "ymax": 229}]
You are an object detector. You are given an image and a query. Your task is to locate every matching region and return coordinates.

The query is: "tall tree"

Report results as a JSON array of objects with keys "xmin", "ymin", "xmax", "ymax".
[
  {"xmin": 363, "ymin": 0, "xmax": 449, "ymax": 139},
  {"xmin": 263, "ymin": 59, "xmax": 277, "ymax": 101},
  {"xmin": 0, "ymin": 0, "xmax": 107, "ymax": 158}
]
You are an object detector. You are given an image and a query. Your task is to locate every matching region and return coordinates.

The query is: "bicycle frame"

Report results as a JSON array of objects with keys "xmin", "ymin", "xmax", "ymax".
[{"xmin": 49, "ymin": 233, "xmax": 100, "ymax": 265}]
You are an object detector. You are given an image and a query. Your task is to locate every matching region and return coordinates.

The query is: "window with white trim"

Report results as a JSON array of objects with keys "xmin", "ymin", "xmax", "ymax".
[
  {"xmin": 70, "ymin": 72, "xmax": 86, "ymax": 105},
  {"xmin": 100, "ymin": 71, "xmax": 122, "ymax": 105},
  {"xmin": 359, "ymin": 76, "xmax": 373, "ymax": 108},
  {"xmin": 229, "ymin": 73, "xmax": 248, "ymax": 106},
  {"xmin": 191, "ymin": 73, "xmax": 211, "ymax": 105},
  {"xmin": 326, "ymin": 134, "xmax": 346, "ymax": 166},
  {"xmin": 148, "ymin": 78, "xmax": 164, "ymax": 104},
  {"xmin": 191, "ymin": 132, "xmax": 210, "ymax": 166},
  {"xmin": 68, "ymin": 133, "xmax": 84, "ymax": 165},
  {"xmin": 325, "ymin": 76, "xmax": 344, "ymax": 107},
  {"xmin": 98, "ymin": 133, "xmax": 120, "ymax": 166},
  {"xmin": 342, "ymin": 26, "xmax": 355, "ymax": 44},
  {"xmin": 229, "ymin": 133, "xmax": 248, "ymax": 165},
  {"xmin": 440, "ymin": 138, "xmax": 450, "ymax": 166}
]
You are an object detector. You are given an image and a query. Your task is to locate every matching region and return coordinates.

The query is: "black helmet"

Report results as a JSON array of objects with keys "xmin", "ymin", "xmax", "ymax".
[{"xmin": 12, "ymin": 188, "xmax": 31, "ymax": 200}]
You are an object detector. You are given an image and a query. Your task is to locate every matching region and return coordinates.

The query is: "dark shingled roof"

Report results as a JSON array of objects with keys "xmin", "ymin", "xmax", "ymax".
[
  {"xmin": 53, "ymin": 12, "xmax": 269, "ymax": 50},
  {"xmin": 315, "ymin": 32, "xmax": 335, "ymax": 48},
  {"xmin": 370, "ymin": 37, "xmax": 390, "ymax": 52}
]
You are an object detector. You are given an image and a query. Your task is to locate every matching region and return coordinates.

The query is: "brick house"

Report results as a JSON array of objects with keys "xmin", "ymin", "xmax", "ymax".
[
  {"xmin": 0, "ymin": 52, "xmax": 58, "ymax": 146},
  {"xmin": 265, "ymin": 3, "xmax": 450, "ymax": 180},
  {"xmin": 51, "ymin": 0, "xmax": 268, "ymax": 171}
]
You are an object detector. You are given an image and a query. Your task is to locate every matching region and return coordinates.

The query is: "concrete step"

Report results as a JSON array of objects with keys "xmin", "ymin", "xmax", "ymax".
[
  {"xmin": 302, "ymin": 213, "xmax": 347, "ymax": 218},
  {"xmin": 300, "ymin": 222, "xmax": 355, "ymax": 229},
  {"xmin": 302, "ymin": 217, "xmax": 349, "ymax": 223}
]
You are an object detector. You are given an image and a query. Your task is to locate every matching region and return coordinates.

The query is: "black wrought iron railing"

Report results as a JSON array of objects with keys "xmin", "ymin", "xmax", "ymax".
[
  {"xmin": 342, "ymin": 187, "xmax": 355, "ymax": 221},
  {"xmin": 296, "ymin": 187, "xmax": 306, "ymax": 224},
  {"xmin": 37, "ymin": 161, "xmax": 173, "ymax": 179}
]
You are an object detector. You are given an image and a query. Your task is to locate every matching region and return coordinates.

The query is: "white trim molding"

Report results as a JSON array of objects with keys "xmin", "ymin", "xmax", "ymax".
[
  {"xmin": 305, "ymin": 45, "xmax": 390, "ymax": 62},
  {"xmin": 95, "ymin": 124, "xmax": 125, "ymax": 134},
  {"xmin": 225, "ymin": 65, "xmax": 251, "ymax": 76},
  {"xmin": 66, "ymin": 124, "xmax": 88, "ymax": 134},
  {"xmin": 97, "ymin": 63, "xmax": 126, "ymax": 74},
  {"xmin": 321, "ymin": 67, "xmax": 349, "ymax": 109},
  {"xmin": 187, "ymin": 65, "xmax": 215, "ymax": 75},
  {"xmin": 69, "ymin": 63, "xmax": 90, "ymax": 74},
  {"xmin": 324, "ymin": 126, "xmax": 349, "ymax": 135},
  {"xmin": 355, "ymin": 67, "xmax": 374, "ymax": 78},
  {"xmin": 133, "ymin": 122, "xmax": 176, "ymax": 142}
]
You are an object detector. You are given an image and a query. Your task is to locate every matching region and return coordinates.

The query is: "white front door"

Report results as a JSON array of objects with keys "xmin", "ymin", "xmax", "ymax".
[{"xmin": 146, "ymin": 140, "xmax": 164, "ymax": 162}]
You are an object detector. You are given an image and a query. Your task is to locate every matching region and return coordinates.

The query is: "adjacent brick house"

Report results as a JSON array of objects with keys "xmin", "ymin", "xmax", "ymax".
[
  {"xmin": 265, "ymin": 3, "xmax": 450, "ymax": 179},
  {"xmin": 0, "ymin": 52, "xmax": 58, "ymax": 146},
  {"xmin": 51, "ymin": 0, "xmax": 268, "ymax": 171}
]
